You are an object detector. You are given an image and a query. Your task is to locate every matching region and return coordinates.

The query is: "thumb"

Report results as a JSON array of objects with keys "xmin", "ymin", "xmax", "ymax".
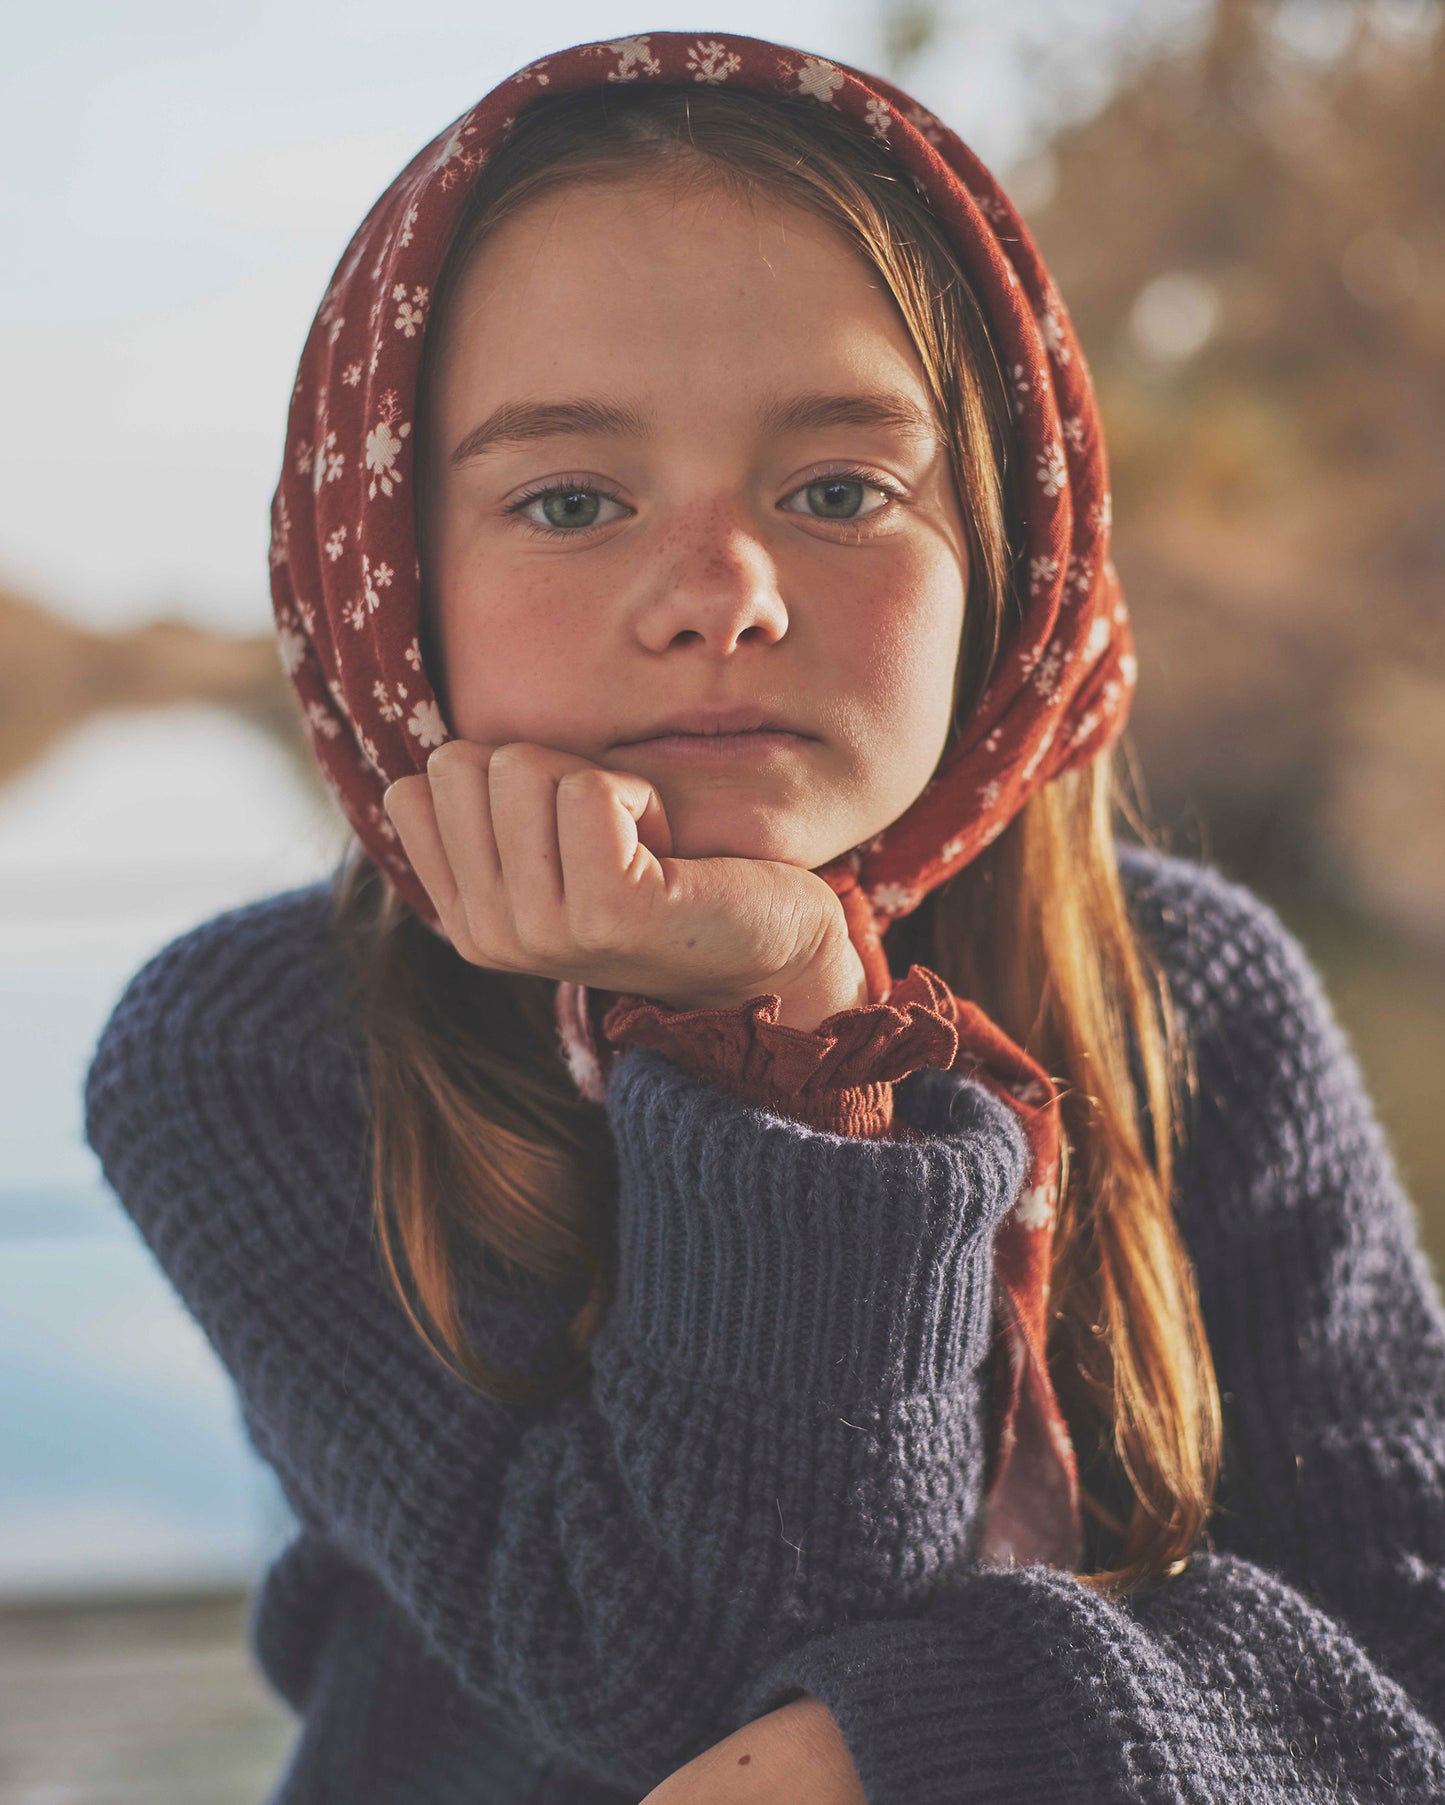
[{"xmin": 633, "ymin": 784, "xmax": 673, "ymax": 861}]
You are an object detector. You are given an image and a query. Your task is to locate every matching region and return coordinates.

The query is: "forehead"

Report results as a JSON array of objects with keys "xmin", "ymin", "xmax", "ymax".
[{"xmin": 434, "ymin": 171, "xmax": 925, "ymax": 401}]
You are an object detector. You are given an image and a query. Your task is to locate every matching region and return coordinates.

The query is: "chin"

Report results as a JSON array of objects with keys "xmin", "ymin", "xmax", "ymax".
[{"xmin": 663, "ymin": 797, "xmax": 845, "ymax": 871}]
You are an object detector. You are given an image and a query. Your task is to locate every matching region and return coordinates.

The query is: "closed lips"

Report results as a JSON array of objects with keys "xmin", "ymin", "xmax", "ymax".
[{"xmin": 615, "ymin": 709, "xmax": 809, "ymax": 743}]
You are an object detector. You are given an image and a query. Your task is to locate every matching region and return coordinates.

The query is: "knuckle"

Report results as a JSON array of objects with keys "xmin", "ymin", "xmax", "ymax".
[
  {"xmin": 426, "ymin": 740, "xmax": 467, "ymax": 775},
  {"xmin": 488, "ymin": 742, "xmax": 529, "ymax": 773},
  {"xmin": 458, "ymin": 941, "xmax": 505, "ymax": 972},
  {"xmin": 557, "ymin": 766, "xmax": 609, "ymax": 798},
  {"xmin": 455, "ymin": 902, "xmax": 505, "ymax": 966},
  {"xmin": 512, "ymin": 914, "xmax": 566, "ymax": 963},
  {"xmin": 567, "ymin": 903, "xmax": 622, "ymax": 955},
  {"xmin": 444, "ymin": 920, "xmax": 488, "ymax": 967}
]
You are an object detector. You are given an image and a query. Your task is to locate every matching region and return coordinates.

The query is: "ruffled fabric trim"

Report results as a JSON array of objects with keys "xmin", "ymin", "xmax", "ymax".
[{"xmin": 599, "ymin": 964, "xmax": 961, "ymax": 1138}]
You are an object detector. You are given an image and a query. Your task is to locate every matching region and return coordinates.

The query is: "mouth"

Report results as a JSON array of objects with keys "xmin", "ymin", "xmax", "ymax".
[
  {"xmin": 613, "ymin": 707, "xmax": 810, "ymax": 746},
  {"xmin": 616, "ymin": 729, "xmax": 808, "ymax": 762}
]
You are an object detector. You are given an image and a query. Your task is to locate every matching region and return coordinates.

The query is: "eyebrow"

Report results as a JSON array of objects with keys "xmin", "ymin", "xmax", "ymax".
[{"xmin": 448, "ymin": 389, "xmax": 943, "ymax": 466}]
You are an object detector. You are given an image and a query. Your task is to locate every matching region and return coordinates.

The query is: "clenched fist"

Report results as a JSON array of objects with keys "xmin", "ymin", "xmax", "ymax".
[{"xmin": 382, "ymin": 739, "xmax": 869, "ymax": 1031}]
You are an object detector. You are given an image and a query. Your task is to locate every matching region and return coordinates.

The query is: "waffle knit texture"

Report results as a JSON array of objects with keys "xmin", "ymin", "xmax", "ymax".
[{"xmin": 82, "ymin": 842, "xmax": 1445, "ymax": 1802}]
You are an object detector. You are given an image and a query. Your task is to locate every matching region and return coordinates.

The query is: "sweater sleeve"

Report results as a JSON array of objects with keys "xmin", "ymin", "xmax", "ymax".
[
  {"xmin": 81, "ymin": 888, "xmax": 1030, "ymax": 1798},
  {"xmin": 731, "ymin": 859, "xmax": 1445, "ymax": 1803}
]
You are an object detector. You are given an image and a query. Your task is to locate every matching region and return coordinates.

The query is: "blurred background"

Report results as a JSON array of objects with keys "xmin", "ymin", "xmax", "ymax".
[{"xmin": 2, "ymin": 0, "xmax": 1441, "ymax": 1797}]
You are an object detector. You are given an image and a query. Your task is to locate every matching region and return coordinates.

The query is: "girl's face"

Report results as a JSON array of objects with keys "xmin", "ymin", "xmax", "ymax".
[{"xmin": 421, "ymin": 172, "xmax": 969, "ymax": 870}]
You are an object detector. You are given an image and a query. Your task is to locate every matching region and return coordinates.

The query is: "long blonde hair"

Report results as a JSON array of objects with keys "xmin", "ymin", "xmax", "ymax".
[{"xmin": 328, "ymin": 83, "xmax": 1221, "ymax": 1601}]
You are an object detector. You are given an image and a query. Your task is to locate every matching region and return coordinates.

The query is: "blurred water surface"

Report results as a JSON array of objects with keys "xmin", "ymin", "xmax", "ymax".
[{"xmin": 0, "ymin": 707, "xmax": 345, "ymax": 1603}]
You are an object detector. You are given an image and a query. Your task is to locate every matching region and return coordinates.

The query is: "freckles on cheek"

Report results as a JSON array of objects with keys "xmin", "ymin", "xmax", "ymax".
[{"xmin": 448, "ymin": 571, "xmax": 592, "ymax": 728}]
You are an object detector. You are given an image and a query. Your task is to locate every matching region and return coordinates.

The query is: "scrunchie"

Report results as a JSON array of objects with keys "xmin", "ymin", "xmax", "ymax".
[{"xmin": 601, "ymin": 965, "xmax": 960, "ymax": 1139}]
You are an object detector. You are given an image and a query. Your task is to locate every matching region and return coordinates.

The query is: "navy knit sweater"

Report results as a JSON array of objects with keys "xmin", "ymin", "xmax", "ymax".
[{"xmin": 82, "ymin": 843, "xmax": 1445, "ymax": 1803}]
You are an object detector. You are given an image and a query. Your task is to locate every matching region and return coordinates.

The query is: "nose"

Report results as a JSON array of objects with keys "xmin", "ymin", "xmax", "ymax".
[{"xmin": 631, "ymin": 503, "xmax": 790, "ymax": 656}]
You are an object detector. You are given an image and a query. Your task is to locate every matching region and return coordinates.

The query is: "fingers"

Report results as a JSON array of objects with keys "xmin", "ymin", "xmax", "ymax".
[
  {"xmin": 380, "ymin": 770, "xmax": 464, "ymax": 932},
  {"xmin": 595, "ymin": 755, "xmax": 675, "ymax": 864},
  {"xmin": 424, "ymin": 740, "xmax": 511, "ymax": 952},
  {"xmin": 553, "ymin": 767, "xmax": 660, "ymax": 943},
  {"xmin": 486, "ymin": 744, "xmax": 567, "ymax": 926},
  {"xmin": 389, "ymin": 739, "xmax": 646, "ymax": 975}
]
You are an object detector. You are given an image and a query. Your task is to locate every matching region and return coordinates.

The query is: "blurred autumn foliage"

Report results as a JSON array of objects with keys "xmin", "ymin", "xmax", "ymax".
[
  {"xmin": 996, "ymin": 0, "xmax": 1445, "ymax": 1224},
  {"xmin": 1020, "ymin": 0, "xmax": 1445, "ymax": 954}
]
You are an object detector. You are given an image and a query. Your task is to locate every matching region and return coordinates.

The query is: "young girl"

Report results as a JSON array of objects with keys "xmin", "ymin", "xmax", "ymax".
[{"xmin": 84, "ymin": 30, "xmax": 1445, "ymax": 1805}]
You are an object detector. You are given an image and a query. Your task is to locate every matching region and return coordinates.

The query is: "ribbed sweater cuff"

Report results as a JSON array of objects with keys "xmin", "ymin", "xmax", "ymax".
[
  {"xmin": 736, "ymin": 1569, "xmax": 1094, "ymax": 1803},
  {"xmin": 597, "ymin": 1046, "xmax": 1029, "ymax": 1403}
]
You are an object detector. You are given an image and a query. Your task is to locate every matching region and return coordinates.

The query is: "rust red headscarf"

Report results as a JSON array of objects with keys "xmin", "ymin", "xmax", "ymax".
[{"xmin": 270, "ymin": 31, "xmax": 1137, "ymax": 1576}]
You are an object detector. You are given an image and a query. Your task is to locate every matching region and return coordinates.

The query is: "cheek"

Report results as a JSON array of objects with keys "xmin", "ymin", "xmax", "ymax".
[
  {"xmin": 831, "ymin": 539, "xmax": 965, "ymax": 714},
  {"xmin": 436, "ymin": 559, "xmax": 599, "ymax": 742}
]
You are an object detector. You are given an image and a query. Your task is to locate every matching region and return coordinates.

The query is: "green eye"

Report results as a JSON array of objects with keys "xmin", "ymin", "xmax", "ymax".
[
  {"xmin": 785, "ymin": 469, "xmax": 897, "ymax": 524},
  {"xmin": 806, "ymin": 477, "xmax": 867, "ymax": 519},
  {"xmin": 539, "ymin": 489, "xmax": 601, "ymax": 529},
  {"xmin": 507, "ymin": 481, "xmax": 628, "ymax": 538}
]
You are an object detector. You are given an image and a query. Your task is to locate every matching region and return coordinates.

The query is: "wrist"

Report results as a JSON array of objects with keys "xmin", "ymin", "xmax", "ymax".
[
  {"xmin": 647, "ymin": 928, "xmax": 869, "ymax": 1032},
  {"xmin": 772, "ymin": 929, "xmax": 869, "ymax": 1033}
]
